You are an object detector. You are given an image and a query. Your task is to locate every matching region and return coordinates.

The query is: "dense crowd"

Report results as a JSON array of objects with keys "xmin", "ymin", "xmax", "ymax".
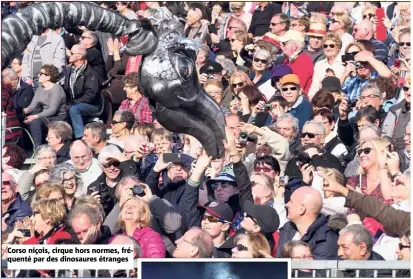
[{"xmin": 0, "ymin": 1, "xmax": 411, "ymax": 278}]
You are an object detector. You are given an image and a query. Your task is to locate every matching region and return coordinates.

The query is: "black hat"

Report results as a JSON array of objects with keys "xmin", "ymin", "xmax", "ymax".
[
  {"xmin": 244, "ymin": 200, "xmax": 280, "ymax": 234},
  {"xmin": 311, "ymin": 153, "xmax": 343, "ymax": 173},
  {"xmin": 200, "ymin": 61, "xmax": 223, "ymax": 74},
  {"xmin": 200, "ymin": 200, "xmax": 234, "ymax": 222},
  {"xmin": 321, "ymin": 76, "xmax": 341, "ymax": 92}
]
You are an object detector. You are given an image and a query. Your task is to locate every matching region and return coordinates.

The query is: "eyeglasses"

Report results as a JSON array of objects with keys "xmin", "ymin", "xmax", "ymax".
[
  {"xmin": 281, "ymin": 86, "xmax": 297, "ymax": 92},
  {"xmin": 357, "ymin": 147, "xmax": 372, "ymax": 156},
  {"xmin": 399, "ymin": 42, "xmax": 411, "ymax": 47},
  {"xmin": 102, "ymin": 158, "xmax": 121, "ymax": 168},
  {"xmin": 227, "ymin": 26, "xmax": 240, "ymax": 30},
  {"xmin": 235, "ymin": 244, "xmax": 248, "ymax": 251},
  {"xmin": 292, "ymin": 255, "xmax": 313, "ymax": 260},
  {"xmin": 270, "ymin": 22, "xmax": 283, "ymax": 26},
  {"xmin": 254, "ymin": 166, "xmax": 273, "ymax": 173},
  {"xmin": 182, "ymin": 238, "xmax": 194, "ymax": 246},
  {"xmin": 253, "ymin": 58, "xmax": 268, "ymax": 64},
  {"xmin": 331, "ymin": 12, "xmax": 344, "ymax": 16},
  {"xmin": 403, "ymin": 86, "xmax": 410, "ymax": 92},
  {"xmin": 210, "ymin": 182, "xmax": 234, "ymax": 190},
  {"xmin": 232, "ymin": 82, "xmax": 244, "ymax": 89},
  {"xmin": 202, "ymin": 215, "xmax": 228, "ymax": 223},
  {"xmin": 244, "ymin": 212, "xmax": 258, "ymax": 225},
  {"xmin": 33, "ymin": 210, "xmax": 40, "ymax": 215},
  {"xmin": 399, "ymin": 243, "xmax": 410, "ymax": 250},
  {"xmin": 80, "ymin": 36, "xmax": 91, "ymax": 40},
  {"xmin": 72, "ymin": 154, "xmax": 89, "ymax": 162},
  {"xmin": 38, "ymin": 156, "xmax": 57, "ymax": 160},
  {"xmin": 123, "ymin": 150, "xmax": 136, "ymax": 156},
  {"xmin": 63, "ymin": 176, "xmax": 76, "ymax": 185},
  {"xmin": 112, "ymin": 120, "xmax": 126, "ymax": 125},
  {"xmin": 362, "ymin": 13, "xmax": 374, "ymax": 19},
  {"xmin": 39, "ymin": 72, "xmax": 48, "ymax": 76},
  {"xmin": 2, "ymin": 181, "xmax": 13, "ymax": 186},
  {"xmin": 301, "ymin": 132, "xmax": 322, "ymax": 139},
  {"xmin": 359, "ymin": 94, "xmax": 380, "ymax": 100},
  {"xmin": 323, "ymin": 44, "xmax": 336, "ymax": 49},
  {"xmin": 353, "ymin": 28, "xmax": 367, "ymax": 33}
]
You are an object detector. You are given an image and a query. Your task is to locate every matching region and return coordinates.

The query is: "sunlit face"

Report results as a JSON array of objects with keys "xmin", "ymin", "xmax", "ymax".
[
  {"xmin": 121, "ymin": 199, "xmax": 143, "ymax": 224},
  {"xmin": 338, "ymin": 232, "xmax": 367, "ymax": 260},
  {"xmin": 37, "ymin": 150, "xmax": 57, "ymax": 168},
  {"xmin": 186, "ymin": 9, "xmax": 200, "ymax": 26},
  {"xmin": 123, "ymin": 83, "xmax": 138, "ymax": 100},
  {"xmin": 102, "ymin": 158, "xmax": 121, "ymax": 181},
  {"xmin": 226, "ymin": 23, "xmax": 244, "ymax": 38},
  {"xmin": 323, "ymin": 39, "xmax": 339, "ymax": 59},
  {"xmin": 82, "ymin": 128, "xmax": 99, "ymax": 148},
  {"xmin": 11, "ymin": 58, "xmax": 22, "ymax": 74},
  {"xmin": 308, "ymin": 35, "xmax": 323, "ymax": 50},
  {"xmin": 352, "ymin": 24, "xmax": 368, "ymax": 40},
  {"xmin": 34, "ymin": 172, "xmax": 49, "ymax": 188},
  {"xmin": 231, "ymin": 5, "xmax": 243, "ymax": 17},
  {"xmin": 1, "ymin": 173, "xmax": 16, "ymax": 202},
  {"xmin": 231, "ymin": 235, "xmax": 253, "ymax": 258},
  {"xmin": 70, "ymin": 145, "xmax": 92, "ymax": 172},
  {"xmin": 226, "ymin": 116, "xmax": 241, "ymax": 139},
  {"xmin": 69, "ymin": 45, "xmax": 82, "ymax": 64},
  {"xmin": 71, "ymin": 214, "xmax": 95, "ymax": 243},
  {"xmin": 254, "ymin": 162, "xmax": 278, "ymax": 179},
  {"xmin": 275, "ymin": 119, "xmax": 295, "ymax": 142},
  {"xmin": 395, "ymin": 236, "xmax": 410, "ymax": 261},
  {"xmin": 291, "ymin": 245, "xmax": 313, "ymax": 260},
  {"xmin": 270, "ymin": 15, "xmax": 285, "ymax": 34},
  {"xmin": 250, "ymin": 174, "xmax": 272, "ymax": 204},
  {"xmin": 253, "ymin": 54, "xmax": 269, "ymax": 72},
  {"xmin": 285, "ymin": 190, "xmax": 304, "ymax": 222},
  {"xmin": 63, "ymin": 171, "xmax": 77, "ymax": 196},
  {"xmin": 173, "ymin": 229, "xmax": 199, "ymax": 258},
  {"xmin": 49, "ymin": 190, "xmax": 64, "ymax": 205},
  {"xmin": 201, "ymin": 213, "xmax": 227, "ymax": 238},
  {"xmin": 230, "ymin": 35, "xmax": 244, "ymax": 52},
  {"xmin": 290, "ymin": 20, "xmax": 304, "ymax": 32},
  {"xmin": 282, "ymin": 41, "xmax": 297, "ymax": 57},
  {"xmin": 359, "ymin": 141, "xmax": 378, "ymax": 170},
  {"xmin": 391, "ymin": 174, "xmax": 410, "ymax": 202},
  {"xmin": 33, "ymin": 209, "xmax": 50, "ymax": 235},
  {"xmin": 360, "ymin": 88, "xmax": 381, "ymax": 110},
  {"xmin": 301, "ymin": 123, "xmax": 324, "ymax": 146},
  {"xmin": 152, "ymin": 136, "xmax": 173, "ymax": 155},
  {"xmin": 231, "ymin": 77, "xmax": 246, "ymax": 95},
  {"xmin": 204, "ymin": 84, "xmax": 223, "ymax": 104},
  {"xmin": 403, "ymin": 85, "xmax": 410, "ymax": 103},
  {"xmin": 398, "ymin": 33, "xmax": 410, "ymax": 58},
  {"xmin": 213, "ymin": 181, "xmax": 238, "ymax": 202},
  {"xmin": 46, "ymin": 130, "xmax": 61, "ymax": 148},
  {"xmin": 314, "ymin": 115, "xmax": 333, "ymax": 135}
]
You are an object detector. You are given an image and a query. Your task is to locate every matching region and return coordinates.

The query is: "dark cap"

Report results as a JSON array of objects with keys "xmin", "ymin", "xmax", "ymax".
[
  {"xmin": 200, "ymin": 200, "xmax": 234, "ymax": 222},
  {"xmin": 169, "ymin": 153, "xmax": 195, "ymax": 172},
  {"xmin": 200, "ymin": 61, "xmax": 223, "ymax": 74},
  {"xmin": 311, "ymin": 154, "xmax": 343, "ymax": 173},
  {"xmin": 271, "ymin": 65, "xmax": 293, "ymax": 79},
  {"xmin": 244, "ymin": 200, "xmax": 280, "ymax": 234},
  {"xmin": 321, "ymin": 76, "xmax": 341, "ymax": 92}
]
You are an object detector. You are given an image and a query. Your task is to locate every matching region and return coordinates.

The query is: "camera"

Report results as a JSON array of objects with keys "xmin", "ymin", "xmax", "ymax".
[
  {"xmin": 18, "ymin": 229, "xmax": 31, "ymax": 237},
  {"xmin": 279, "ymin": 176, "xmax": 289, "ymax": 187},
  {"xmin": 294, "ymin": 150, "xmax": 311, "ymax": 166},
  {"xmin": 132, "ymin": 185, "xmax": 146, "ymax": 197},
  {"xmin": 238, "ymin": 130, "xmax": 248, "ymax": 146},
  {"xmin": 207, "ymin": 74, "xmax": 215, "ymax": 80},
  {"xmin": 346, "ymin": 98, "xmax": 358, "ymax": 113},
  {"xmin": 263, "ymin": 104, "xmax": 272, "ymax": 111},
  {"xmin": 341, "ymin": 53, "xmax": 356, "ymax": 64},
  {"xmin": 142, "ymin": 144, "xmax": 156, "ymax": 154}
]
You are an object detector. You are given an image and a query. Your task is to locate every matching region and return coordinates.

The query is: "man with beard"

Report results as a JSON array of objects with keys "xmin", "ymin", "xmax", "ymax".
[{"xmin": 144, "ymin": 152, "xmax": 194, "ymax": 211}]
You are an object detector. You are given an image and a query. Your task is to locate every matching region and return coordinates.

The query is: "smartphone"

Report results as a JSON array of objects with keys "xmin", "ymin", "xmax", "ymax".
[
  {"xmin": 163, "ymin": 153, "xmax": 181, "ymax": 164},
  {"xmin": 394, "ymin": 59, "xmax": 401, "ymax": 68},
  {"xmin": 18, "ymin": 229, "xmax": 31, "ymax": 237}
]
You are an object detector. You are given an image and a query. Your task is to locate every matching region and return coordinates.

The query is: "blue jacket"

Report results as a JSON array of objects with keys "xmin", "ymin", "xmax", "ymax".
[
  {"xmin": 2, "ymin": 193, "xmax": 32, "ymax": 231},
  {"xmin": 249, "ymin": 70, "xmax": 272, "ymax": 88},
  {"xmin": 290, "ymin": 96, "xmax": 313, "ymax": 131},
  {"xmin": 276, "ymin": 214, "xmax": 338, "ymax": 260}
]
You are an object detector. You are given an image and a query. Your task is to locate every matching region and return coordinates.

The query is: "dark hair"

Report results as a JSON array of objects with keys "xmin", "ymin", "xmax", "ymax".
[
  {"xmin": 372, "ymin": 77, "xmax": 397, "ymax": 100},
  {"xmin": 123, "ymin": 72, "xmax": 139, "ymax": 88},
  {"xmin": 214, "ymin": 2, "xmax": 231, "ymax": 13},
  {"xmin": 117, "ymin": 110, "xmax": 135, "ymax": 130},
  {"xmin": 311, "ymin": 89, "xmax": 335, "ymax": 110},
  {"xmin": 242, "ymin": 85, "xmax": 263, "ymax": 106},
  {"xmin": 281, "ymin": 240, "xmax": 311, "ymax": 258},
  {"xmin": 189, "ymin": 3, "xmax": 208, "ymax": 20},
  {"xmin": 357, "ymin": 40, "xmax": 375, "ymax": 53},
  {"xmin": 354, "ymin": 106, "xmax": 379, "ymax": 124},
  {"xmin": 268, "ymin": 95, "xmax": 288, "ymax": 109},
  {"xmin": 274, "ymin": 13, "xmax": 290, "ymax": 30},
  {"xmin": 313, "ymin": 108, "xmax": 335, "ymax": 124},
  {"xmin": 84, "ymin": 122, "xmax": 107, "ymax": 141},
  {"xmin": 254, "ymin": 155, "xmax": 281, "ymax": 174},
  {"xmin": 327, "ymin": 214, "xmax": 348, "ymax": 232},
  {"xmin": 3, "ymin": 143, "xmax": 26, "ymax": 169},
  {"xmin": 41, "ymin": 64, "xmax": 60, "ymax": 83},
  {"xmin": 12, "ymin": 55, "xmax": 23, "ymax": 65}
]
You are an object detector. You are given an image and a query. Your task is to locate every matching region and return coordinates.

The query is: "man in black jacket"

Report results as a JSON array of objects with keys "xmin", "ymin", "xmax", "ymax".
[
  {"xmin": 66, "ymin": 44, "xmax": 102, "ymax": 139},
  {"xmin": 79, "ymin": 31, "xmax": 106, "ymax": 82}
]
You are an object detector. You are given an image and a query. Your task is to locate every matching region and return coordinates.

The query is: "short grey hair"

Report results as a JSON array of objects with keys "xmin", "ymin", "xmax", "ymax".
[
  {"xmin": 116, "ymin": 175, "xmax": 141, "ymax": 197},
  {"xmin": 74, "ymin": 44, "xmax": 88, "ymax": 60},
  {"xmin": 303, "ymin": 120, "xmax": 325, "ymax": 135},
  {"xmin": 49, "ymin": 162, "xmax": 83, "ymax": 196},
  {"xmin": 34, "ymin": 145, "xmax": 57, "ymax": 163},
  {"xmin": 361, "ymin": 82, "xmax": 382, "ymax": 99},
  {"xmin": 253, "ymin": 49, "xmax": 271, "ymax": 61},
  {"xmin": 87, "ymin": 31, "xmax": 99, "ymax": 46},
  {"xmin": 274, "ymin": 113, "xmax": 300, "ymax": 136},
  {"xmin": 84, "ymin": 122, "xmax": 107, "ymax": 141},
  {"xmin": 98, "ymin": 145, "xmax": 122, "ymax": 167},
  {"xmin": 68, "ymin": 203, "xmax": 103, "ymax": 226},
  {"xmin": 215, "ymin": 56, "xmax": 237, "ymax": 77},
  {"xmin": 1, "ymin": 68, "xmax": 18, "ymax": 82},
  {"xmin": 339, "ymin": 224, "xmax": 373, "ymax": 253},
  {"xmin": 358, "ymin": 123, "xmax": 381, "ymax": 142},
  {"xmin": 187, "ymin": 227, "xmax": 214, "ymax": 258}
]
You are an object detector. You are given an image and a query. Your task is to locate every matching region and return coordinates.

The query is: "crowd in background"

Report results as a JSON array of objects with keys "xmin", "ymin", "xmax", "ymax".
[{"xmin": 0, "ymin": 1, "xmax": 411, "ymax": 278}]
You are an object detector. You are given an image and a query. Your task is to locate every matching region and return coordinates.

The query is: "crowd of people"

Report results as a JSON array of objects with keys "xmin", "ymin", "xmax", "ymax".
[{"xmin": 1, "ymin": 1, "xmax": 411, "ymax": 278}]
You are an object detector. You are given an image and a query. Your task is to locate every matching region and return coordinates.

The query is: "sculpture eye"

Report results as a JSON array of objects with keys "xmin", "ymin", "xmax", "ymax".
[{"xmin": 175, "ymin": 55, "xmax": 193, "ymax": 82}]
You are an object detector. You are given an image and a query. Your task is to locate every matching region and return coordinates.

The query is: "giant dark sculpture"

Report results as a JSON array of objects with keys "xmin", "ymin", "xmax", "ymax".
[{"xmin": 1, "ymin": 2, "xmax": 226, "ymax": 158}]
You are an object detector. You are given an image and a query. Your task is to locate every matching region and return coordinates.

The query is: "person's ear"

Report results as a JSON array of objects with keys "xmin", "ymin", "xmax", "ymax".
[
  {"xmin": 190, "ymin": 245, "xmax": 199, "ymax": 257},
  {"xmin": 252, "ymin": 223, "xmax": 261, "ymax": 233},
  {"xmin": 374, "ymin": 119, "xmax": 380, "ymax": 127},
  {"xmin": 221, "ymin": 222, "xmax": 230, "ymax": 232},
  {"xmin": 359, "ymin": 241, "xmax": 368, "ymax": 257}
]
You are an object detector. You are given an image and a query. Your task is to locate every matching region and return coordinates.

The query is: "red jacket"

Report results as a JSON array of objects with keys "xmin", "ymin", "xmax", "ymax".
[
  {"xmin": 1, "ymin": 83, "xmax": 22, "ymax": 141},
  {"xmin": 288, "ymin": 52, "xmax": 314, "ymax": 95},
  {"xmin": 132, "ymin": 227, "xmax": 166, "ymax": 258},
  {"xmin": 24, "ymin": 226, "xmax": 73, "ymax": 245}
]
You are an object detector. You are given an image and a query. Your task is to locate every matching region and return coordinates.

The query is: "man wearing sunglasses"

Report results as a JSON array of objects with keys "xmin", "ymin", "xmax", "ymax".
[
  {"xmin": 79, "ymin": 31, "xmax": 106, "ymax": 83},
  {"xmin": 279, "ymin": 74, "xmax": 313, "ymax": 131},
  {"xmin": 278, "ymin": 30, "xmax": 314, "ymax": 94},
  {"xmin": 269, "ymin": 13, "xmax": 289, "ymax": 37}
]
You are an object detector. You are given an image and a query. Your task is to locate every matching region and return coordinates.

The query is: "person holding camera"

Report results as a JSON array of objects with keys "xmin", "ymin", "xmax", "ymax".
[{"xmin": 341, "ymin": 43, "xmax": 392, "ymax": 101}]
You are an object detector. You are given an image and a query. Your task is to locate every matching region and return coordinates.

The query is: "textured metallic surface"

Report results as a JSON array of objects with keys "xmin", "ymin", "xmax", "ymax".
[{"xmin": 2, "ymin": 2, "xmax": 226, "ymax": 158}]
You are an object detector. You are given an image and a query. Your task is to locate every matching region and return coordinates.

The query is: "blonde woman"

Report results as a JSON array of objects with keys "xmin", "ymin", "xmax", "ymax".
[
  {"xmin": 229, "ymin": 2, "xmax": 252, "ymax": 30},
  {"xmin": 328, "ymin": 13, "xmax": 354, "ymax": 54},
  {"xmin": 119, "ymin": 197, "xmax": 165, "ymax": 258},
  {"xmin": 34, "ymin": 183, "xmax": 66, "ymax": 207},
  {"xmin": 230, "ymin": 30, "xmax": 249, "ymax": 66},
  {"xmin": 231, "ymin": 233, "xmax": 271, "ymax": 258},
  {"xmin": 229, "ymin": 71, "xmax": 254, "ymax": 98},
  {"xmin": 308, "ymin": 32, "xmax": 345, "ymax": 99}
]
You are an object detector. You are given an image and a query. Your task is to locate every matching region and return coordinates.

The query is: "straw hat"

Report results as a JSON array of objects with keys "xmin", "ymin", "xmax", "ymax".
[{"xmin": 306, "ymin": 23, "xmax": 327, "ymax": 37}]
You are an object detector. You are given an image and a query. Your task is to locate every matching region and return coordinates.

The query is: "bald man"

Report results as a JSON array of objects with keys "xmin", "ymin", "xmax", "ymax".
[
  {"xmin": 1, "ymin": 173, "xmax": 32, "ymax": 232},
  {"xmin": 276, "ymin": 186, "xmax": 339, "ymax": 259},
  {"xmin": 173, "ymin": 227, "xmax": 214, "ymax": 258},
  {"xmin": 110, "ymin": 235, "xmax": 141, "ymax": 259},
  {"xmin": 353, "ymin": 20, "xmax": 388, "ymax": 63}
]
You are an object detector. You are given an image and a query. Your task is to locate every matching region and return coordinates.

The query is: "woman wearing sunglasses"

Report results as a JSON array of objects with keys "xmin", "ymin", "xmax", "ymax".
[
  {"xmin": 249, "ymin": 49, "xmax": 273, "ymax": 88},
  {"xmin": 230, "ymin": 31, "xmax": 249, "ymax": 67},
  {"xmin": 308, "ymin": 32, "xmax": 345, "ymax": 100},
  {"xmin": 238, "ymin": 85, "xmax": 272, "ymax": 128},
  {"xmin": 328, "ymin": 13, "xmax": 354, "ymax": 55},
  {"xmin": 229, "ymin": 71, "xmax": 254, "ymax": 100},
  {"xmin": 231, "ymin": 233, "xmax": 271, "ymax": 258}
]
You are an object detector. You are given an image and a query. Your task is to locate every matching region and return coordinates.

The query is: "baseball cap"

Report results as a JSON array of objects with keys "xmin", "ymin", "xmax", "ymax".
[
  {"xmin": 200, "ymin": 61, "xmax": 223, "ymax": 74},
  {"xmin": 206, "ymin": 169, "xmax": 237, "ymax": 187},
  {"xmin": 271, "ymin": 65, "xmax": 293, "ymax": 79},
  {"xmin": 278, "ymin": 30, "xmax": 305, "ymax": 43},
  {"xmin": 200, "ymin": 200, "xmax": 234, "ymax": 222},
  {"xmin": 321, "ymin": 76, "xmax": 341, "ymax": 92},
  {"xmin": 279, "ymin": 74, "xmax": 300, "ymax": 86},
  {"xmin": 244, "ymin": 200, "xmax": 280, "ymax": 234}
]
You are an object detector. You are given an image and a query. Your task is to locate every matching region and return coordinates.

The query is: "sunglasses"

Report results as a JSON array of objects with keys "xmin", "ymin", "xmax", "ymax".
[
  {"xmin": 210, "ymin": 182, "xmax": 234, "ymax": 190},
  {"xmin": 359, "ymin": 94, "xmax": 380, "ymax": 100},
  {"xmin": 80, "ymin": 36, "xmax": 91, "ymax": 40},
  {"xmin": 230, "ymin": 38, "xmax": 237, "ymax": 43},
  {"xmin": 39, "ymin": 72, "xmax": 47, "ymax": 76},
  {"xmin": 244, "ymin": 213, "xmax": 258, "ymax": 224},
  {"xmin": 232, "ymin": 82, "xmax": 244, "ymax": 89},
  {"xmin": 403, "ymin": 86, "xmax": 410, "ymax": 92},
  {"xmin": 323, "ymin": 44, "xmax": 336, "ymax": 49},
  {"xmin": 398, "ymin": 243, "xmax": 410, "ymax": 250},
  {"xmin": 281, "ymin": 86, "xmax": 297, "ymax": 92},
  {"xmin": 253, "ymin": 58, "xmax": 268, "ymax": 64},
  {"xmin": 301, "ymin": 132, "xmax": 321, "ymax": 139},
  {"xmin": 270, "ymin": 22, "xmax": 283, "ymax": 26},
  {"xmin": 357, "ymin": 147, "xmax": 372, "ymax": 156},
  {"xmin": 254, "ymin": 166, "xmax": 273, "ymax": 173},
  {"xmin": 33, "ymin": 210, "xmax": 40, "ymax": 215},
  {"xmin": 202, "ymin": 215, "xmax": 228, "ymax": 223},
  {"xmin": 235, "ymin": 244, "xmax": 248, "ymax": 251},
  {"xmin": 102, "ymin": 158, "xmax": 121, "ymax": 168},
  {"xmin": 362, "ymin": 13, "xmax": 374, "ymax": 19},
  {"xmin": 399, "ymin": 42, "xmax": 411, "ymax": 47},
  {"xmin": 112, "ymin": 120, "xmax": 126, "ymax": 125}
]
